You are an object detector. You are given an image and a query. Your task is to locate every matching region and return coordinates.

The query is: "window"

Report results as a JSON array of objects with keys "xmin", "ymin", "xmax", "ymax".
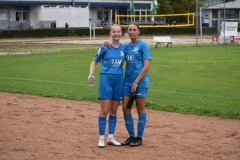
[
  {"xmin": 133, "ymin": 6, "xmax": 150, "ymax": 22},
  {"xmin": 212, "ymin": 10, "xmax": 218, "ymax": 18},
  {"xmin": 23, "ymin": 6, "xmax": 30, "ymax": 11},
  {"xmin": 236, "ymin": 10, "xmax": 239, "ymax": 18},
  {"xmin": 97, "ymin": 11, "xmax": 102, "ymax": 20},
  {"xmin": 59, "ymin": 6, "xmax": 71, "ymax": 8},
  {"xmin": 23, "ymin": 12, "xmax": 29, "ymax": 20},
  {"xmin": 0, "ymin": 13, "xmax": 7, "ymax": 20},
  {"xmin": 103, "ymin": 11, "xmax": 108, "ymax": 21},
  {"xmin": 15, "ymin": 6, "xmax": 30, "ymax": 21},
  {"xmin": 135, "ymin": 11, "xmax": 140, "ymax": 21},
  {"xmin": 16, "ymin": 12, "xmax": 21, "ymax": 21},
  {"xmin": 220, "ymin": 10, "xmax": 236, "ymax": 19},
  {"xmin": 141, "ymin": 11, "xmax": 146, "ymax": 21},
  {"xmin": 229, "ymin": 10, "xmax": 236, "ymax": 18},
  {"xmin": 15, "ymin": 6, "xmax": 22, "ymax": 11}
]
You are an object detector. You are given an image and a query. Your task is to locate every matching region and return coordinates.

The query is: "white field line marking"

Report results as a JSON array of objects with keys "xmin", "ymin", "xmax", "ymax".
[{"xmin": 0, "ymin": 76, "xmax": 87, "ymax": 86}]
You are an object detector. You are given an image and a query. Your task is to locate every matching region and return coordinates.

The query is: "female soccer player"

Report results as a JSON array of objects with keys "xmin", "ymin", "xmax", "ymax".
[
  {"xmin": 121, "ymin": 22, "xmax": 151, "ymax": 147},
  {"xmin": 88, "ymin": 24, "xmax": 126, "ymax": 148},
  {"xmin": 103, "ymin": 22, "xmax": 151, "ymax": 147}
]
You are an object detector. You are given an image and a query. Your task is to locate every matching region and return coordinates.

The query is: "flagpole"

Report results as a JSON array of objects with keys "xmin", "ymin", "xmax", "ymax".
[
  {"xmin": 130, "ymin": 0, "xmax": 135, "ymax": 22},
  {"xmin": 223, "ymin": 0, "xmax": 226, "ymax": 44},
  {"xmin": 151, "ymin": 0, "xmax": 156, "ymax": 22}
]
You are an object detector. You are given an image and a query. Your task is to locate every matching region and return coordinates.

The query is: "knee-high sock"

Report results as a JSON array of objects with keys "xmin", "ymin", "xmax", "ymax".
[
  {"xmin": 98, "ymin": 116, "xmax": 106, "ymax": 136},
  {"xmin": 108, "ymin": 115, "xmax": 117, "ymax": 135},
  {"xmin": 124, "ymin": 114, "xmax": 135, "ymax": 137},
  {"xmin": 137, "ymin": 113, "xmax": 147, "ymax": 138}
]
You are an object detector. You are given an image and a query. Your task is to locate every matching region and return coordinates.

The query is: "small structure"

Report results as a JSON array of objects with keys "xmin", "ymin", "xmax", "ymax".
[{"xmin": 153, "ymin": 36, "xmax": 175, "ymax": 48}]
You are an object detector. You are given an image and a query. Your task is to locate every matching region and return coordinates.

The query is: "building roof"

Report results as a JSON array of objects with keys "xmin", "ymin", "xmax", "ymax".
[
  {"xmin": 0, "ymin": 0, "xmax": 151, "ymax": 7},
  {"xmin": 205, "ymin": 0, "xmax": 240, "ymax": 9}
]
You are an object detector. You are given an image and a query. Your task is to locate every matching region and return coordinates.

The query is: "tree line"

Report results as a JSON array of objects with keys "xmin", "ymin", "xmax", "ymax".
[{"xmin": 156, "ymin": 0, "xmax": 235, "ymax": 14}]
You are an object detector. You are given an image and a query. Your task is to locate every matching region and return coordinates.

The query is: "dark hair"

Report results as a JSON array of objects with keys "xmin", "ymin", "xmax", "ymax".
[{"xmin": 128, "ymin": 22, "xmax": 140, "ymax": 31}]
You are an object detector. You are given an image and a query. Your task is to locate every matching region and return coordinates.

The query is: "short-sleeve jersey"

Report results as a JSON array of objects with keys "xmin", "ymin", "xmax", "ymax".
[
  {"xmin": 124, "ymin": 39, "xmax": 151, "ymax": 88},
  {"xmin": 94, "ymin": 44, "xmax": 126, "ymax": 74}
]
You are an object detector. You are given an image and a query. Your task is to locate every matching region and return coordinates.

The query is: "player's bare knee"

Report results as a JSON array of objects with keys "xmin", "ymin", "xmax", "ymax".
[
  {"xmin": 136, "ymin": 107, "xmax": 145, "ymax": 114},
  {"xmin": 123, "ymin": 108, "xmax": 131, "ymax": 115}
]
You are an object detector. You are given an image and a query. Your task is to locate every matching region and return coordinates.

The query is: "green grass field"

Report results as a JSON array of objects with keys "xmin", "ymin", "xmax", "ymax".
[{"xmin": 0, "ymin": 43, "xmax": 239, "ymax": 119}]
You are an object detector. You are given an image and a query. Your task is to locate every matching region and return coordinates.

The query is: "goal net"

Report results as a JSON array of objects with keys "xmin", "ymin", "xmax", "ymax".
[{"xmin": 115, "ymin": 13, "xmax": 195, "ymax": 28}]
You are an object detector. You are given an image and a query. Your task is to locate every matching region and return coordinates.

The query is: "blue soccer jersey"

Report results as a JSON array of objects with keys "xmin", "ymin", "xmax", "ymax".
[
  {"xmin": 94, "ymin": 44, "xmax": 126, "ymax": 101},
  {"xmin": 94, "ymin": 44, "xmax": 126, "ymax": 74},
  {"xmin": 124, "ymin": 39, "xmax": 151, "ymax": 88}
]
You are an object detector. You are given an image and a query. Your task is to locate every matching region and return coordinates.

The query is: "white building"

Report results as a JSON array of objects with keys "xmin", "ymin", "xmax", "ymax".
[
  {"xmin": 202, "ymin": 0, "xmax": 240, "ymax": 28},
  {"xmin": 0, "ymin": 0, "xmax": 154, "ymax": 30}
]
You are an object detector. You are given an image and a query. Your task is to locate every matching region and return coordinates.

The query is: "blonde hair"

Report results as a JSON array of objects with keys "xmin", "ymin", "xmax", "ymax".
[{"xmin": 110, "ymin": 24, "xmax": 122, "ymax": 31}]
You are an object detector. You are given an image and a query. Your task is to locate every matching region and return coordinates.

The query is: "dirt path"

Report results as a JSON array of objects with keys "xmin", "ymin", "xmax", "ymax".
[
  {"xmin": 0, "ymin": 36, "xmax": 213, "ymax": 45},
  {"xmin": 0, "ymin": 92, "xmax": 239, "ymax": 160}
]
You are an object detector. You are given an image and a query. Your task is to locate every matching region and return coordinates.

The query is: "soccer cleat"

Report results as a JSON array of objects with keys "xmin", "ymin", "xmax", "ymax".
[
  {"xmin": 129, "ymin": 137, "xmax": 142, "ymax": 147},
  {"xmin": 107, "ymin": 137, "xmax": 121, "ymax": 146},
  {"xmin": 98, "ymin": 137, "xmax": 105, "ymax": 148},
  {"xmin": 120, "ymin": 137, "xmax": 135, "ymax": 145}
]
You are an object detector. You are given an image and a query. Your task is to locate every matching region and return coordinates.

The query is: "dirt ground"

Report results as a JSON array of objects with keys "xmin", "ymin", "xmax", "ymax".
[
  {"xmin": 0, "ymin": 92, "xmax": 240, "ymax": 160},
  {"xmin": 0, "ymin": 36, "xmax": 213, "ymax": 46},
  {"xmin": 0, "ymin": 37, "xmax": 240, "ymax": 160}
]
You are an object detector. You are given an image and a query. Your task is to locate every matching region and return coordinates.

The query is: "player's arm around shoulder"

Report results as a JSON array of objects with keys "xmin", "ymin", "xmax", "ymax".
[{"xmin": 103, "ymin": 40, "xmax": 111, "ymax": 48}]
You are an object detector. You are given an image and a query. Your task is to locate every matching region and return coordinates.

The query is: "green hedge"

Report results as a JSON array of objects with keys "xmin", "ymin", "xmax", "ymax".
[
  {"xmin": 0, "ymin": 28, "xmax": 111, "ymax": 39},
  {"xmin": 135, "ymin": 27, "xmax": 218, "ymax": 35},
  {"xmin": 0, "ymin": 27, "xmax": 239, "ymax": 39}
]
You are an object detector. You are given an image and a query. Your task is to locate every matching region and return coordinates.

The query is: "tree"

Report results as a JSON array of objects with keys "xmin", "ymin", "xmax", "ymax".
[
  {"xmin": 156, "ymin": 0, "xmax": 174, "ymax": 14},
  {"xmin": 170, "ymin": 0, "xmax": 197, "ymax": 13},
  {"xmin": 156, "ymin": 0, "xmax": 200, "ymax": 14},
  {"xmin": 156, "ymin": 0, "xmax": 198, "ymax": 24}
]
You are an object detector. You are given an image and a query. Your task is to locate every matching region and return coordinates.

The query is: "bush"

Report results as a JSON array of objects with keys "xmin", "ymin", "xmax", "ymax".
[{"xmin": 1, "ymin": 27, "xmax": 238, "ymax": 39}]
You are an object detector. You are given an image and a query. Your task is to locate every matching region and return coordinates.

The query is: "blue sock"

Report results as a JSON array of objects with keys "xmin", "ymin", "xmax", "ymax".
[
  {"xmin": 98, "ymin": 116, "xmax": 106, "ymax": 136},
  {"xmin": 108, "ymin": 115, "xmax": 117, "ymax": 135},
  {"xmin": 124, "ymin": 114, "xmax": 135, "ymax": 137},
  {"xmin": 137, "ymin": 113, "xmax": 147, "ymax": 138}
]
